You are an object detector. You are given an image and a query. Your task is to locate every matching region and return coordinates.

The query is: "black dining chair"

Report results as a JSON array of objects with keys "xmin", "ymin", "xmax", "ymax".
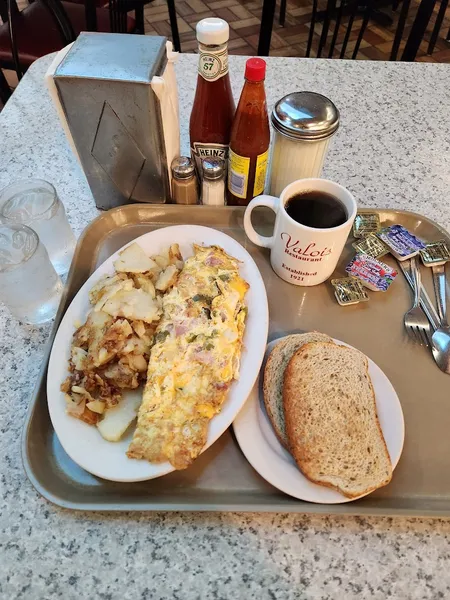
[
  {"xmin": 63, "ymin": 0, "xmax": 180, "ymax": 48},
  {"xmin": 401, "ymin": 0, "xmax": 438, "ymax": 61},
  {"xmin": 0, "ymin": 67, "xmax": 9, "ymax": 104},
  {"xmin": 389, "ymin": 0, "xmax": 447, "ymax": 61},
  {"xmin": 259, "ymin": 0, "xmax": 374, "ymax": 59},
  {"xmin": 0, "ymin": 0, "xmax": 135, "ymax": 101},
  {"xmin": 426, "ymin": 0, "xmax": 448, "ymax": 55}
]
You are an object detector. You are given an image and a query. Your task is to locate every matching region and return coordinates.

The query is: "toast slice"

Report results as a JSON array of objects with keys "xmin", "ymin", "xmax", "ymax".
[
  {"xmin": 283, "ymin": 342, "xmax": 392, "ymax": 498},
  {"xmin": 263, "ymin": 332, "xmax": 333, "ymax": 449}
]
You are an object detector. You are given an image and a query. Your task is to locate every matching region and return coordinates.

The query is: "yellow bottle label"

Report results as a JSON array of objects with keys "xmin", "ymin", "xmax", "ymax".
[
  {"xmin": 253, "ymin": 149, "xmax": 269, "ymax": 196},
  {"xmin": 228, "ymin": 150, "xmax": 250, "ymax": 199}
]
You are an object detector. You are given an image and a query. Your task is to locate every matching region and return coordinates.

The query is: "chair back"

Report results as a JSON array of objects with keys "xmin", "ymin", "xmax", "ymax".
[
  {"xmin": 257, "ymin": 0, "xmax": 446, "ymax": 61},
  {"xmin": 258, "ymin": 0, "xmax": 374, "ymax": 59},
  {"xmin": 309, "ymin": 0, "xmax": 374, "ymax": 59},
  {"xmin": 0, "ymin": 0, "xmax": 74, "ymax": 80},
  {"xmin": 109, "ymin": 0, "xmax": 127, "ymax": 33}
]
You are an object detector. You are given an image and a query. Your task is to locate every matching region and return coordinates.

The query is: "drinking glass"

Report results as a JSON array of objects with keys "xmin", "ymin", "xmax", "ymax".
[
  {"xmin": 0, "ymin": 179, "xmax": 76, "ymax": 275},
  {"xmin": 0, "ymin": 224, "xmax": 63, "ymax": 324}
]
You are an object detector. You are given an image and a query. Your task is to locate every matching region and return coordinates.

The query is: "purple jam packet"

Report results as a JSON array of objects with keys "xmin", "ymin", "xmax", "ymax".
[{"xmin": 376, "ymin": 225, "xmax": 425, "ymax": 260}]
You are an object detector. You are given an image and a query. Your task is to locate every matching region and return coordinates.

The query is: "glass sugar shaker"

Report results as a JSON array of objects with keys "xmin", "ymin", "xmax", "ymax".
[
  {"xmin": 201, "ymin": 158, "xmax": 226, "ymax": 206},
  {"xmin": 268, "ymin": 92, "xmax": 340, "ymax": 196},
  {"xmin": 171, "ymin": 157, "xmax": 198, "ymax": 205}
]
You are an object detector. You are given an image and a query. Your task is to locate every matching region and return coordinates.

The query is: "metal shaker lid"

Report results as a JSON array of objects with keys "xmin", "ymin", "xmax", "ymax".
[
  {"xmin": 202, "ymin": 158, "xmax": 225, "ymax": 180},
  {"xmin": 171, "ymin": 156, "xmax": 195, "ymax": 179},
  {"xmin": 271, "ymin": 92, "xmax": 340, "ymax": 141}
]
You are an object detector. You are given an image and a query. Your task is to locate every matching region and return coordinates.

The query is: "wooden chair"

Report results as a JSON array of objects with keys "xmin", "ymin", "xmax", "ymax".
[{"xmin": 0, "ymin": 0, "xmax": 135, "ymax": 102}]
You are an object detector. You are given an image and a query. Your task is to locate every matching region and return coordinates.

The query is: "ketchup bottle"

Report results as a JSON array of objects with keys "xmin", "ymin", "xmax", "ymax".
[
  {"xmin": 189, "ymin": 18, "xmax": 235, "ymax": 177},
  {"xmin": 227, "ymin": 58, "xmax": 270, "ymax": 206}
]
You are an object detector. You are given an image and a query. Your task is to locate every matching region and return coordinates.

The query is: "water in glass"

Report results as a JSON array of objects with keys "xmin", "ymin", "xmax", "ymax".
[
  {"xmin": 0, "ymin": 180, "xmax": 76, "ymax": 275},
  {"xmin": 0, "ymin": 225, "xmax": 63, "ymax": 324}
]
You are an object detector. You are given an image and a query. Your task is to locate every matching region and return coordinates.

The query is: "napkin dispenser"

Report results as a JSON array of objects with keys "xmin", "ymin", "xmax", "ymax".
[{"xmin": 46, "ymin": 32, "xmax": 180, "ymax": 210}]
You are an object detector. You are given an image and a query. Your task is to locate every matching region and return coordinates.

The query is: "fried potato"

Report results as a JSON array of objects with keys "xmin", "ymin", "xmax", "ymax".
[
  {"xmin": 114, "ymin": 243, "xmax": 158, "ymax": 273},
  {"xmin": 155, "ymin": 264, "xmax": 179, "ymax": 292},
  {"xmin": 97, "ymin": 392, "xmax": 142, "ymax": 442},
  {"xmin": 132, "ymin": 274, "xmax": 156, "ymax": 299},
  {"xmin": 93, "ymin": 279, "xmax": 134, "ymax": 313},
  {"xmin": 102, "ymin": 289, "xmax": 161, "ymax": 323},
  {"xmin": 152, "ymin": 254, "xmax": 169, "ymax": 270},
  {"xmin": 64, "ymin": 241, "xmax": 186, "ymax": 441}
]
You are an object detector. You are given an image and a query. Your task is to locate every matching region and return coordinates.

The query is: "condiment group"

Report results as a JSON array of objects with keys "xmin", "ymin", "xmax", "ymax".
[{"xmin": 171, "ymin": 17, "xmax": 339, "ymax": 207}]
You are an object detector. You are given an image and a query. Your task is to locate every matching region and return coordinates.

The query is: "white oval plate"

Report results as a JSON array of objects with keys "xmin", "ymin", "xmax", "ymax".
[
  {"xmin": 47, "ymin": 225, "xmax": 269, "ymax": 482},
  {"xmin": 233, "ymin": 336, "xmax": 405, "ymax": 504}
]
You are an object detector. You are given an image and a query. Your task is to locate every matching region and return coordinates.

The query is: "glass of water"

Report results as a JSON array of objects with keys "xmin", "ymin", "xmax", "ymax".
[
  {"xmin": 0, "ymin": 224, "xmax": 63, "ymax": 324},
  {"xmin": 0, "ymin": 179, "xmax": 76, "ymax": 275}
]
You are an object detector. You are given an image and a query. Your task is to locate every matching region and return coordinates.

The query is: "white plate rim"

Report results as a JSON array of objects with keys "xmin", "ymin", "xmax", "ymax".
[
  {"xmin": 233, "ymin": 335, "xmax": 405, "ymax": 504},
  {"xmin": 47, "ymin": 225, "xmax": 269, "ymax": 482}
]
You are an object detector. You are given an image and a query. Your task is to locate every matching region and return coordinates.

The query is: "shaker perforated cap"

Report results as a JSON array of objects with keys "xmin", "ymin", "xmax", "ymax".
[
  {"xmin": 271, "ymin": 92, "xmax": 340, "ymax": 141},
  {"xmin": 202, "ymin": 158, "xmax": 225, "ymax": 180},
  {"xmin": 196, "ymin": 18, "xmax": 229, "ymax": 45}
]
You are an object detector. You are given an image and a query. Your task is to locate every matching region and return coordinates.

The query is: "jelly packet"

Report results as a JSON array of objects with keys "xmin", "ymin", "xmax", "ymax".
[
  {"xmin": 346, "ymin": 253, "xmax": 398, "ymax": 292},
  {"xmin": 331, "ymin": 277, "xmax": 369, "ymax": 306},
  {"xmin": 352, "ymin": 213, "xmax": 381, "ymax": 239},
  {"xmin": 377, "ymin": 225, "xmax": 425, "ymax": 261},
  {"xmin": 419, "ymin": 241, "xmax": 450, "ymax": 267}
]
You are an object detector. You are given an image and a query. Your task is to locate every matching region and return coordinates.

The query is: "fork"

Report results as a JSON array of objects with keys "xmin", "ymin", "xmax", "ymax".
[{"xmin": 403, "ymin": 257, "xmax": 432, "ymax": 347}]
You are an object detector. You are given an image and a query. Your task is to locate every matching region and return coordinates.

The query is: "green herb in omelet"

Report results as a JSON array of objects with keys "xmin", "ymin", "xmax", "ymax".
[
  {"xmin": 155, "ymin": 330, "xmax": 170, "ymax": 343},
  {"xmin": 192, "ymin": 294, "xmax": 213, "ymax": 304}
]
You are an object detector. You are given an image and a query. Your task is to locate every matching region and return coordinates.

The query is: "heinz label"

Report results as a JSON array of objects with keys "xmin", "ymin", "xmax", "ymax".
[
  {"xmin": 191, "ymin": 142, "xmax": 228, "ymax": 174},
  {"xmin": 198, "ymin": 45, "xmax": 229, "ymax": 82}
]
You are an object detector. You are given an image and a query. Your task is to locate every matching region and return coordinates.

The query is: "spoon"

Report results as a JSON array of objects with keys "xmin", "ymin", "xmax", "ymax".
[{"xmin": 430, "ymin": 263, "xmax": 450, "ymax": 374}]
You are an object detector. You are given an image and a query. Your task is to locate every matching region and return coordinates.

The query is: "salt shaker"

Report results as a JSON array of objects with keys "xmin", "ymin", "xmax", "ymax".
[
  {"xmin": 171, "ymin": 157, "xmax": 198, "ymax": 205},
  {"xmin": 268, "ymin": 92, "xmax": 340, "ymax": 196},
  {"xmin": 201, "ymin": 158, "xmax": 226, "ymax": 206}
]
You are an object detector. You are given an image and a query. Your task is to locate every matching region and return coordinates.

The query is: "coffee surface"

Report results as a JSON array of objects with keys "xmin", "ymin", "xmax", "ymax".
[{"xmin": 284, "ymin": 191, "xmax": 348, "ymax": 229}]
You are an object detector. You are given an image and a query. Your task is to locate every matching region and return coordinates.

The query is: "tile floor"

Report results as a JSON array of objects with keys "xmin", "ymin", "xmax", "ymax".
[{"xmin": 144, "ymin": 0, "xmax": 450, "ymax": 61}]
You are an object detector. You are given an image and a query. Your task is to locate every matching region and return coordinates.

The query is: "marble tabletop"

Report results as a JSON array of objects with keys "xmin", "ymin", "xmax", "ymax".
[{"xmin": 1, "ymin": 52, "xmax": 450, "ymax": 599}]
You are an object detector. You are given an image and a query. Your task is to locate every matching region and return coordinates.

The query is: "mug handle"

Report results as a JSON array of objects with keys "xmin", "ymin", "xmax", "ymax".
[{"xmin": 243, "ymin": 195, "xmax": 279, "ymax": 249}]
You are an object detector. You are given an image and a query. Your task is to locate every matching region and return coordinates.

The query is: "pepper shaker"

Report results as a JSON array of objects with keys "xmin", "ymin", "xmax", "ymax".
[{"xmin": 171, "ymin": 157, "xmax": 198, "ymax": 205}]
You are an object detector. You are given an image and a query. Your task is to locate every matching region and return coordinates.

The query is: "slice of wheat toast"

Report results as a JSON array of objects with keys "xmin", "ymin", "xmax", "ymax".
[
  {"xmin": 263, "ymin": 333, "xmax": 333, "ymax": 449},
  {"xmin": 283, "ymin": 341, "xmax": 392, "ymax": 498}
]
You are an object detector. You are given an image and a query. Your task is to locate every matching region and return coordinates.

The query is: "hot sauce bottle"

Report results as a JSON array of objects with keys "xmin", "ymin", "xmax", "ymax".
[
  {"xmin": 227, "ymin": 58, "xmax": 270, "ymax": 206},
  {"xmin": 189, "ymin": 18, "xmax": 235, "ymax": 177}
]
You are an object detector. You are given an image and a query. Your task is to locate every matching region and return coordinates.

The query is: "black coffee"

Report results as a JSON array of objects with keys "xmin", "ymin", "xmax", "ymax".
[{"xmin": 284, "ymin": 191, "xmax": 348, "ymax": 229}]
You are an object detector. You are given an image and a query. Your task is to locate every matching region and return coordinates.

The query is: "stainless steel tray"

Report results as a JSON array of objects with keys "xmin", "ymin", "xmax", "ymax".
[{"xmin": 22, "ymin": 205, "xmax": 450, "ymax": 515}]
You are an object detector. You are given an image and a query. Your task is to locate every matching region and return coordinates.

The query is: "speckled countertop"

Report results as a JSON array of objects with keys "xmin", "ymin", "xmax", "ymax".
[{"xmin": 1, "ymin": 53, "xmax": 450, "ymax": 599}]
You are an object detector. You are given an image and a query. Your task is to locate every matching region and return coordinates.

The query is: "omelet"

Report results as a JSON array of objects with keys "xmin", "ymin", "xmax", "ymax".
[{"xmin": 127, "ymin": 245, "xmax": 249, "ymax": 469}]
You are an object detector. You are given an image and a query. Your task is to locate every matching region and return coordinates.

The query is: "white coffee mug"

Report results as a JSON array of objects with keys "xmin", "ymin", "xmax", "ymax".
[{"xmin": 244, "ymin": 178, "xmax": 357, "ymax": 286}]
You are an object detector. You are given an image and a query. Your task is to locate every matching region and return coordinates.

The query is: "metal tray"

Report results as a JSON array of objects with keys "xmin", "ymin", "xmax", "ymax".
[{"xmin": 22, "ymin": 205, "xmax": 450, "ymax": 516}]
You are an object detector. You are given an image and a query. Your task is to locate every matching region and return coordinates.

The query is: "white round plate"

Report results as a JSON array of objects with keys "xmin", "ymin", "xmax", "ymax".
[
  {"xmin": 233, "ymin": 336, "xmax": 405, "ymax": 504},
  {"xmin": 47, "ymin": 225, "xmax": 268, "ymax": 482}
]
